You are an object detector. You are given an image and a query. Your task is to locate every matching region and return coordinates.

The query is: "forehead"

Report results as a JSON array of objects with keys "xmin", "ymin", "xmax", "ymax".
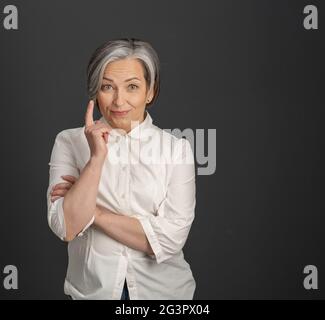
[{"xmin": 103, "ymin": 58, "xmax": 145, "ymax": 79}]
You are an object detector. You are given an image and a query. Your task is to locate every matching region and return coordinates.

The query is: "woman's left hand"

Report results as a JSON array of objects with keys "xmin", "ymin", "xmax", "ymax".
[{"xmin": 50, "ymin": 175, "xmax": 77, "ymax": 202}]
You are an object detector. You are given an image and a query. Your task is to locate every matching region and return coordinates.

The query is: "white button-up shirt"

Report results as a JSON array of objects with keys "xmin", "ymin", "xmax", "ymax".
[{"xmin": 46, "ymin": 110, "xmax": 196, "ymax": 300}]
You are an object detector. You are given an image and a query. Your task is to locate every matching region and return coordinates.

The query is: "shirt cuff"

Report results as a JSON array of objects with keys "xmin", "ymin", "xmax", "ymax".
[
  {"xmin": 76, "ymin": 215, "xmax": 95, "ymax": 237},
  {"xmin": 49, "ymin": 197, "xmax": 66, "ymax": 241},
  {"xmin": 135, "ymin": 215, "xmax": 166, "ymax": 264}
]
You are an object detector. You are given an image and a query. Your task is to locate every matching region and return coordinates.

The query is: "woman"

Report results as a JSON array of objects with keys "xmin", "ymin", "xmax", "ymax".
[{"xmin": 46, "ymin": 38, "xmax": 196, "ymax": 300}]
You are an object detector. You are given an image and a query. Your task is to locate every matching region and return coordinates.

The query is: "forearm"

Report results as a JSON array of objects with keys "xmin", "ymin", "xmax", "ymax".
[
  {"xmin": 63, "ymin": 157, "xmax": 104, "ymax": 241},
  {"xmin": 94, "ymin": 207, "xmax": 154, "ymax": 255}
]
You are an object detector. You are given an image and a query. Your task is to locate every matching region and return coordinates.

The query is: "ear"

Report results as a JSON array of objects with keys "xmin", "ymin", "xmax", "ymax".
[{"xmin": 146, "ymin": 89, "xmax": 154, "ymax": 103}]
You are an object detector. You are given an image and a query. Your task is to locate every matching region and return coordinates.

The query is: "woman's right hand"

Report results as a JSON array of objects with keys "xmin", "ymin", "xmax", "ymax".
[{"xmin": 84, "ymin": 100, "xmax": 111, "ymax": 163}]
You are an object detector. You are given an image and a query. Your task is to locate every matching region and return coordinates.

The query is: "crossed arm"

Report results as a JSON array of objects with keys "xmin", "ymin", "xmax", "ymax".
[
  {"xmin": 50, "ymin": 158, "xmax": 154, "ymax": 256},
  {"xmin": 93, "ymin": 205, "xmax": 154, "ymax": 255}
]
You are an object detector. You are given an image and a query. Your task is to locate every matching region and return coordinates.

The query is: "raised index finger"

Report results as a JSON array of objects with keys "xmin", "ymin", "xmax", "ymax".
[{"xmin": 85, "ymin": 100, "xmax": 95, "ymax": 128}]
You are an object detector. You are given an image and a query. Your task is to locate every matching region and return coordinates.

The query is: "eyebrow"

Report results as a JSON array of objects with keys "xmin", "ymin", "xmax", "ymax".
[{"xmin": 102, "ymin": 76, "xmax": 141, "ymax": 82}]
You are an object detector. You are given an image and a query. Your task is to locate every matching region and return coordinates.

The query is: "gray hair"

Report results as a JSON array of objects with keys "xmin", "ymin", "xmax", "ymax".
[{"xmin": 86, "ymin": 38, "xmax": 160, "ymax": 109}]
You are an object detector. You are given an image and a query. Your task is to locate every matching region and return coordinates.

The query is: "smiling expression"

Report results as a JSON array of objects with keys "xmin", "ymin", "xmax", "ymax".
[{"xmin": 96, "ymin": 58, "xmax": 154, "ymax": 133}]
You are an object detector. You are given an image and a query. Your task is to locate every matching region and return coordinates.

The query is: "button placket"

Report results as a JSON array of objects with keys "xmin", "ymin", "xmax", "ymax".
[
  {"xmin": 125, "ymin": 136, "xmax": 130, "ymax": 202},
  {"xmin": 120, "ymin": 135, "xmax": 129, "ymax": 201}
]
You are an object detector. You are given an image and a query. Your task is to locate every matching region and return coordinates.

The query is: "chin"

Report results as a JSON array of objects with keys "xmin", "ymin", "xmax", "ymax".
[{"xmin": 109, "ymin": 116, "xmax": 130, "ymax": 128}]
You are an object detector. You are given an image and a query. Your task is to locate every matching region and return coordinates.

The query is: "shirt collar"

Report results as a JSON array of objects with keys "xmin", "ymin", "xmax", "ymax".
[{"xmin": 99, "ymin": 110, "xmax": 154, "ymax": 141}]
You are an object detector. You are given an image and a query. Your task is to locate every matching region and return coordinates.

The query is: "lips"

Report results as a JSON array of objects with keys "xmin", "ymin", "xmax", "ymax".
[{"xmin": 110, "ymin": 110, "xmax": 131, "ymax": 117}]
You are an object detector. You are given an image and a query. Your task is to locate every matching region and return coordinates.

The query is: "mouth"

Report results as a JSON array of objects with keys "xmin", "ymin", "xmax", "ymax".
[{"xmin": 110, "ymin": 110, "xmax": 131, "ymax": 117}]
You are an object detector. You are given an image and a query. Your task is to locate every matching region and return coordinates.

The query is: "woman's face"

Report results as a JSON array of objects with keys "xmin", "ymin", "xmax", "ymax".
[{"xmin": 96, "ymin": 58, "xmax": 154, "ymax": 133}]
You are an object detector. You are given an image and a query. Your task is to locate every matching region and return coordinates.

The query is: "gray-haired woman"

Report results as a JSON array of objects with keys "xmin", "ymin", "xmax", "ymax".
[{"xmin": 47, "ymin": 38, "xmax": 196, "ymax": 300}]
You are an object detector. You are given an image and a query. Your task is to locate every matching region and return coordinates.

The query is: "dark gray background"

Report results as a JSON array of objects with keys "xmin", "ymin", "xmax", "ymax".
[{"xmin": 0, "ymin": 0, "xmax": 324, "ymax": 299}]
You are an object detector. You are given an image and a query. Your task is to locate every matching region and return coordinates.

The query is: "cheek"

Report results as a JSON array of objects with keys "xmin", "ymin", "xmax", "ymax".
[
  {"xmin": 130, "ymin": 91, "xmax": 147, "ymax": 104},
  {"xmin": 129, "ymin": 95, "xmax": 144, "ymax": 105},
  {"xmin": 97, "ymin": 92, "xmax": 111, "ymax": 102}
]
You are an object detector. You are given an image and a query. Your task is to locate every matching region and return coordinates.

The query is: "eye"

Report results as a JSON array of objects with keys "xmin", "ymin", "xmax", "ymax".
[
  {"xmin": 128, "ymin": 84, "xmax": 139, "ymax": 90},
  {"xmin": 101, "ymin": 84, "xmax": 113, "ymax": 91}
]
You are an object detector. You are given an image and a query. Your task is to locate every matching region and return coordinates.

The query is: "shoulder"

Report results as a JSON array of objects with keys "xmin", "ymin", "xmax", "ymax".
[
  {"xmin": 149, "ymin": 124, "xmax": 194, "ymax": 162},
  {"xmin": 54, "ymin": 126, "xmax": 85, "ymax": 145},
  {"xmin": 150, "ymin": 124, "xmax": 185, "ymax": 143}
]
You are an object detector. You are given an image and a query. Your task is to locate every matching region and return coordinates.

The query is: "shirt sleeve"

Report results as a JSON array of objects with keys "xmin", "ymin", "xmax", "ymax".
[
  {"xmin": 46, "ymin": 130, "xmax": 95, "ymax": 241},
  {"xmin": 133, "ymin": 138, "xmax": 196, "ymax": 264}
]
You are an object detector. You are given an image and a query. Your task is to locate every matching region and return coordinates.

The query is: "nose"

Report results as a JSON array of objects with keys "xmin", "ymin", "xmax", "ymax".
[{"xmin": 113, "ymin": 88, "xmax": 126, "ymax": 107}]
